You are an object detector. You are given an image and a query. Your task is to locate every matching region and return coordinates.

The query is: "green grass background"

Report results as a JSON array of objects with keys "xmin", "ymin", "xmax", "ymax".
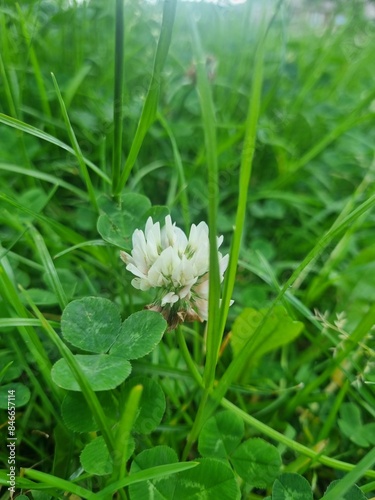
[{"xmin": 1, "ymin": 0, "xmax": 375, "ymax": 498}]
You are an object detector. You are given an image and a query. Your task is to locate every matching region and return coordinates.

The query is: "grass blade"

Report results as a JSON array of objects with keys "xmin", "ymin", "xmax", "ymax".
[
  {"xmin": 157, "ymin": 112, "xmax": 190, "ymax": 231},
  {"xmin": 22, "ymin": 469, "xmax": 94, "ymax": 499},
  {"xmin": 189, "ymin": 14, "xmax": 220, "ymax": 389},
  {"xmin": 29, "ymin": 225, "xmax": 68, "ymax": 310},
  {"xmin": 0, "ymin": 163, "xmax": 87, "ymax": 199},
  {"xmin": 219, "ymin": 18, "xmax": 266, "ymax": 337},
  {"xmin": 322, "ymin": 448, "xmax": 375, "ymax": 494},
  {"xmin": 51, "ymin": 73, "xmax": 99, "ymax": 213},
  {"xmin": 95, "ymin": 462, "xmax": 199, "ymax": 500},
  {"xmin": 0, "ymin": 113, "xmax": 110, "ymax": 184},
  {"xmin": 221, "ymin": 398, "xmax": 375, "ymax": 479},
  {"xmin": 15, "ymin": 3, "xmax": 53, "ymax": 124},
  {"xmin": 208, "ymin": 187, "xmax": 375, "ymax": 428},
  {"xmin": 0, "ymin": 262, "xmax": 60, "ymax": 405},
  {"xmin": 116, "ymin": 0, "xmax": 177, "ymax": 193},
  {"xmin": 110, "ymin": 384, "xmax": 143, "ymax": 484},
  {"xmin": 112, "ymin": 0, "xmax": 125, "ymax": 196}
]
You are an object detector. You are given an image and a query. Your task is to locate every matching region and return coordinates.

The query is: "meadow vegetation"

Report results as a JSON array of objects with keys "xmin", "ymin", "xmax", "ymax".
[{"xmin": 1, "ymin": 0, "xmax": 375, "ymax": 498}]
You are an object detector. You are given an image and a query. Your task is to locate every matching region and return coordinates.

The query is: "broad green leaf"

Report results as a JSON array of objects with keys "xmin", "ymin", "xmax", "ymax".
[
  {"xmin": 324, "ymin": 480, "xmax": 367, "ymax": 500},
  {"xmin": 61, "ymin": 297, "xmax": 122, "ymax": 354},
  {"xmin": 231, "ymin": 438, "xmax": 281, "ymax": 488},
  {"xmin": 61, "ymin": 391, "xmax": 117, "ymax": 433},
  {"xmin": 0, "ymin": 355, "xmax": 22, "ymax": 383},
  {"xmin": 176, "ymin": 458, "xmax": 240, "ymax": 499},
  {"xmin": 80, "ymin": 436, "xmax": 114, "ymax": 476},
  {"xmin": 142, "ymin": 205, "xmax": 170, "ymax": 227},
  {"xmin": 21, "ymin": 288, "xmax": 58, "ymax": 306},
  {"xmin": 0, "ymin": 383, "xmax": 30, "ymax": 409},
  {"xmin": 97, "ymin": 193, "xmax": 151, "ymax": 249},
  {"xmin": 51, "ymin": 354, "xmax": 131, "ymax": 391},
  {"xmin": 29, "ymin": 493, "xmax": 52, "ymax": 500},
  {"xmin": 129, "ymin": 446, "xmax": 179, "ymax": 500},
  {"xmin": 272, "ymin": 473, "xmax": 313, "ymax": 500},
  {"xmin": 231, "ymin": 306, "xmax": 304, "ymax": 360},
  {"xmin": 198, "ymin": 410, "xmax": 244, "ymax": 458},
  {"xmin": 122, "ymin": 376, "xmax": 165, "ymax": 434},
  {"xmin": 53, "ymin": 424, "xmax": 76, "ymax": 479},
  {"xmin": 97, "ymin": 192, "xmax": 169, "ymax": 249},
  {"xmin": 111, "ymin": 310, "xmax": 167, "ymax": 360},
  {"xmin": 338, "ymin": 403, "xmax": 375, "ymax": 447}
]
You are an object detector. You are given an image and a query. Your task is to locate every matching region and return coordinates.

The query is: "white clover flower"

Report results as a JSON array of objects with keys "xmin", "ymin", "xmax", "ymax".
[{"xmin": 120, "ymin": 215, "xmax": 230, "ymax": 329}]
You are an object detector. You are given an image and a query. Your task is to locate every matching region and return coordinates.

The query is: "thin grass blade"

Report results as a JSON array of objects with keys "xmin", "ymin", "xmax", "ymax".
[
  {"xmin": 51, "ymin": 73, "xmax": 99, "ymax": 212},
  {"xmin": 116, "ymin": 0, "xmax": 177, "ymax": 193},
  {"xmin": 0, "ymin": 113, "xmax": 110, "ymax": 184}
]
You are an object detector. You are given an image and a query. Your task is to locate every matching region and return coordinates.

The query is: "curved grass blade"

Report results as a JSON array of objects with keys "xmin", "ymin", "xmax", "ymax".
[
  {"xmin": 209, "ymin": 188, "xmax": 375, "ymax": 426},
  {"xmin": 189, "ymin": 17, "xmax": 220, "ymax": 387},
  {"xmin": 110, "ymin": 384, "xmax": 143, "ymax": 485},
  {"xmin": 95, "ymin": 461, "xmax": 199, "ymax": 500},
  {"xmin": 0, "ymin": 318, "xmax": 59, "ymax": 329},
  {"xmin": 15, "ymin": 3, "xmax": 53, "ymax": 123},
  {"xmin": 29, "ymin": 225, "xmax": 68, "ymax": 310},
  {"xmin": 0, "ymin": 263, "xmax": 61, "ymax": 405},
  {"xmin": 116, "ymin": 0, "xmax": 177, "ymax": 193},
  {"xmin": 112, "ymin": 0, "xmax": 125, "ymax": 196},
  {"xmin": 51, "ymin": 73, "xmax": 99, "ymax": 213},
  {"xmin": 0, "ymin": 113, "xmax": 110, "ymax": 184},
  {"xmin": 221, "ymin": 398, "xmax": 375, "ymax": 480},
  {"xmin": 0, "ymin": 163, "xmax": 87, "ymax": 199},
  {"xmin": 22, "ymin": 469, "xmax": 94, "ymax": 499}
]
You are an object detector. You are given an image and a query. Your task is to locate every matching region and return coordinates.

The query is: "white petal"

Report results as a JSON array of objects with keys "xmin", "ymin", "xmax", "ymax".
[
  {"xmin": 162, "ymin": 215, "xmax": 175, "ymax": 247},
  {"xmin": 194, "ymin": 297, "xmax": 208, "ymax": 320},
  {"xmin": 148, "ymin": 246, "xmax": 180, "ymax": 287},
  {"xmin": 126, "ymin": 262, "xmax": 147, "ymax": 279},
  {"xmin": 120, "ymin": 251, "xmax": 132, "ymax": 264},
  {"xmin": 219, "ymin": 253, "xmax": 229, "ymax": 278},
  {"xmin": 145, "ymin": 217, "xmax": 154, "ymax": 236},
  {"xmin": 193, "ymin": 277, "xmax": 209, "ymax": 299},
  {"xmin": 161, "ymin": 291, "xmax": 179, "ymax": 305}
]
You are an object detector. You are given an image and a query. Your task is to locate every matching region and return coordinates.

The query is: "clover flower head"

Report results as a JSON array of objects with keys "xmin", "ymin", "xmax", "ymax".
[{"xmin": 120, "ymin": 215, "xmax": 230, "ymax": 329}]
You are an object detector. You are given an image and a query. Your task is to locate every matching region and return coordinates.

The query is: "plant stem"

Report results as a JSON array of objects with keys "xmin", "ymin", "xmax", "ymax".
[
  {"xmin": 112, "ymin": 0, "xmax": 125, "ymax": 197},
  {"xmin": 221, "ymin": 398, "xmax": 375, "ymax": 479},
  {"xmin": 176, "ymin": 327, "xmax": 203, "ymax": 388}
]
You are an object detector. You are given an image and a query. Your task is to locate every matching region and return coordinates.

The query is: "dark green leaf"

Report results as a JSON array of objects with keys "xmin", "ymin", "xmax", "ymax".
[
  {"xmin": 61, "ymin": 297, "xmax": 121, "ymax": 354},
  {"xmin": 122, "ymin": 376, "xmax": 165, "ymax": 434},
  {"xmin": 272, "ymin": 473, "xmax": 313, "ymax": 500},
  {"xmin": 198, "ymin": 410, "xmax": 244, "ymax": 458},
  {"xmin": 51, "ymin": 354, "xmax": 131, "ymax": 391},
  {"xmin": 97, "ymin": 193, "xmax": 151, "ymax": 249},
  {"xmin": 324, "ymin": 480, "xmax": 367, "ymax": 500},
  {"xmin": 61, "ymin": 391, "xmax": 117, "ymax": 432},
  {"xmin": 129, "ymin": 446, "xmax": 179, "ymax": 500},
  {"xmin": 80, "ymin": 436, "xmax": 113, "ymax": 476},
  {"xmin": 231, "ymin": 306, "xmax": 304, "ymax": 360},
  {"xmin": 231, "ymin": 438, "xmax": 281, "ymax": 488},
  {"xmin": 176, "ymin": 458, "xmax": 240, "ymax": 499},
  {"xmin": 0, "ymin": 383, "xmax": 30, "ymax": 409},
  {"xmin": 111, "ymin": 310, "xmax": 167, "ymax": 360}
]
